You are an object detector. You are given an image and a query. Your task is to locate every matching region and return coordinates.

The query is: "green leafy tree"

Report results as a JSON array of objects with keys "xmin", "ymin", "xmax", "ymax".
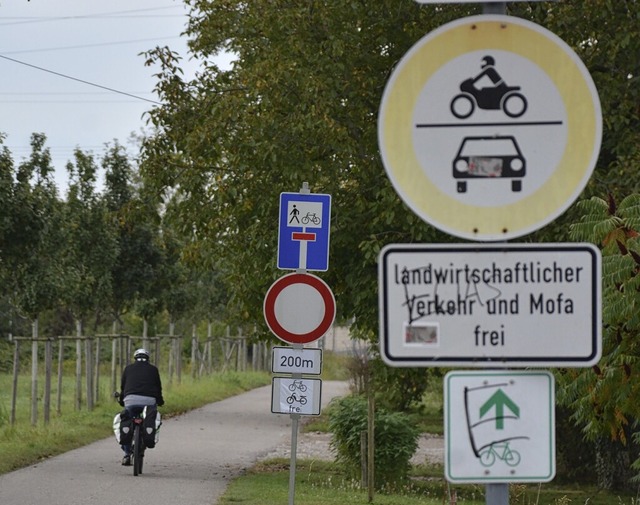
[
  {"xmin": 564, "ymin": 194, "xmax": 640, "ymax": 489},
  {"xmin": 140, "ymin": 1, "xmax": 468, "ymax": 328},
  {"xmin": 0, "ymin": 136, "xmax": 14, "ymax": 290},
  {"xmin": 60, "ymin": 149, "xmax": 119, "ymax": 333},
  {"xmin": 4, "ymin": 134, "xmax": 64, "ymax": 323},
  {"xmin": 102, "ymin": 142, "xmax": 164, "ymax": 329}
]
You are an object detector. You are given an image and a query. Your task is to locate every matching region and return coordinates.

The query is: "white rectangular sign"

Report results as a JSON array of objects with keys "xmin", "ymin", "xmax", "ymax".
[
  {"xmin": 379, "ymin": 243, "xmax": 601, "ymax": 367},
  {"xmin": 272, "ymin": 346, "xmax": 322, "ymax": 375},
  {"xmin": 271, "ymin": 377, "xmax": 322, "ymax": 416},
  {"xmin": 444, "ymin": 371, "xmax": 555, "ymax": 483}
]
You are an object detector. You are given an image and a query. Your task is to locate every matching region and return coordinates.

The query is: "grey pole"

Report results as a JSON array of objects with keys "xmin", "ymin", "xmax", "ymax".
[
  {"xmin": 486, "ymin": 482, "xmax": 510, "ymax": 505},
  {"xmin": 480, "ymin": 0, "xmax": 509, "ymax": 499},
  {"xmin": 483, "ymin": 2, "xmax": 506, "ymax": 14}
]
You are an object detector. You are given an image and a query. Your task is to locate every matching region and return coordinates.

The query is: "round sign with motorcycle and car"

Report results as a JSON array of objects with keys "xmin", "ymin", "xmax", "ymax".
[{"xmin": 378, "ymin": 15, "xmax": 602, "ymax": 242}]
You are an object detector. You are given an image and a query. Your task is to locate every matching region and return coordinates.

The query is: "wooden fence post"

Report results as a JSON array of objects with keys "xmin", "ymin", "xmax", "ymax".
[
  {"xmin": 236, "ymin": 328, "xmax": 241, "ymax": 371},
  {"xmin": 57, "ymin": 338, "xmax": 64, "ymax": 415},
  {"xmin": 207, "ymin": 321, "xmax": 213, "ymax": 373},
  {"xmin": 191, "ymin": 324, "xmax": 198, "ymax": 380},
  {"xmin": 31, "ymin": 319, "xmax": 39, "ymax": 426},
  {"xmin": 85, "ymin": 336, "xmax": 94, "ymax": 410},
  {"xmin": 43, "ymin": 338, "xmax": 53, "ymax": 425},
  {"xmin": 111, "ymin": 338, "xmax": 117, "ymax": 394},
  {"xmin": 153, "ymin": 337, "xmax": 161, "ymax": 372},
  {"xmin": 10, "ymin": 338, "xmax": 19, "ymax": 425},
  {"xmin": 75, "ymin": 334, "xmax": 82, "ymax": 411},
  {"xmin": 94, "ymin": 337, "xmax": 101, "ymax": 404}
]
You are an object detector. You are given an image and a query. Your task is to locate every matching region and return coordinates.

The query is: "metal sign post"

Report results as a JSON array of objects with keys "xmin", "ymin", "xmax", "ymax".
[
  {"xmin": 485, "ymin": 3, "xmax": 513, "ymax": 503},
  {"xmin": 266, "ymin": 182, "xmax": 334, "ymax": 505},
  {"xmin": 486, "ymin": 5, "xmax": 510, "ymax": 505},
  {"xmin": 288, "ymin": 344, "xmax": 303, "ymax": 505}
]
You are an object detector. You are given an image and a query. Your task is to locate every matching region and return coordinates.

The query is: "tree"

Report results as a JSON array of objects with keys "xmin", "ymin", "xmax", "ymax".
[
  {"xmin": 140, "ymin": 1, "xmax": 468, "ymax": 328},
  {"xmin": 61, "ymin": 149, "xmax": 118, "ymax": 333},
  {"xmin": 1, "ymin": 133, "xmax": 65, "ymax": 424},
  {"xmin": 139, "ymin": 1, "xmax": 640, "ymax": 476},
  {"xmin": 564, "ymin": 194, "xmax": 640, "ymax": 489},
  {"xmin": 4, "ymin": 133, "xmax": 64, "ymax": 323},
  {"xmin": 103, "ymin": 142, "xmax": 164, "ymax": 329}
]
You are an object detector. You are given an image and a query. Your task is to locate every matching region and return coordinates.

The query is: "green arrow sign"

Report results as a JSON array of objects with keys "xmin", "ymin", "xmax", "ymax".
[{"xmin": 479, "ymin": 389, "xmax": 520, "ymax": 430}]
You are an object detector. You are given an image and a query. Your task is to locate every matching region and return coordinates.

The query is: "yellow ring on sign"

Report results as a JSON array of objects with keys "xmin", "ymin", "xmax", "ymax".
[{"xmin": 378, "ymin": 15, "xmax": 602, "ymax": 241}]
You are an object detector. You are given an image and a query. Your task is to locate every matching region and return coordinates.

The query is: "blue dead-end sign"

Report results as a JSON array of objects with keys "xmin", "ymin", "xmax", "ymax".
[{"xmin": 278, "ymin": 192, "xmax": 331, "ymax": 271}]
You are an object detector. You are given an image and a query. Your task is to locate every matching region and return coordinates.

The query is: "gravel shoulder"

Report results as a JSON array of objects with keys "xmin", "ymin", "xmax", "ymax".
[{"xmin": 262, "ymin": 428, "xmax": 444, "ymax": 466}]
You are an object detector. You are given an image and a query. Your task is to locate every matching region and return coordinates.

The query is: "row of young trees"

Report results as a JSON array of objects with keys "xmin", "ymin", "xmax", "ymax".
[{"xmin": 0, "ymin": 132, "xmax": 226, "ymax": 347}]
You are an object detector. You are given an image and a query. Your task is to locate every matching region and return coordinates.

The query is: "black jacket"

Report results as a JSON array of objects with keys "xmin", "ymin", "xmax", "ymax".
[{"xmin": 120, "ymin": 360, "xmax": 164, "ymax": 406}]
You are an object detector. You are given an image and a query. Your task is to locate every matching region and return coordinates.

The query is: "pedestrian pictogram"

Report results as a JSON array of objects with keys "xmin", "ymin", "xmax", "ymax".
[
  {"xmin": 445, "ymin": 371, "xmax": 555, "ymax": 483},
  {"xmin": 289, "ymin": 204, "xmax": 301, "ymax": 224},
  {"xmin": 378, "ymin": 15, "xmax": 602, "ymax": 241}
]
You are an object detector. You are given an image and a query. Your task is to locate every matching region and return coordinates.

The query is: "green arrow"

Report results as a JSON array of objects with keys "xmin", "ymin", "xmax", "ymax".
[{"xmin": 479, "ymin": 389, "xmax": 519, "ymax": 430}]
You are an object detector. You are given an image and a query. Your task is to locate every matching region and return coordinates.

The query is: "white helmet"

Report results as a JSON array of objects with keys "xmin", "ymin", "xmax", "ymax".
[{"xmin": 134, "ymin": 348, "xmax": 150, "ymax": 361}]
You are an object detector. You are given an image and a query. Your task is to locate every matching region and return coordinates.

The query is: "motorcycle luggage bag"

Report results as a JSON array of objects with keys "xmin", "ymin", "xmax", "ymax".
[
  {"xmin": 113, "ymin": 410, "xmax": 134, "ymax": 446},
  {"xmin": 142, "ymin": 405, "xmax": 162, "ymax": 449}
]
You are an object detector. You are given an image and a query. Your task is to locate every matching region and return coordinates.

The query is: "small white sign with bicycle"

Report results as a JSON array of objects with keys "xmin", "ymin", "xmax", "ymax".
[
  {"xmin": 444, "ymin": 370, "xmax": 555, "ymax": 483},
  {"xmin": 271, "ymin": 377, "xmax": 322, "ymax": 416}
]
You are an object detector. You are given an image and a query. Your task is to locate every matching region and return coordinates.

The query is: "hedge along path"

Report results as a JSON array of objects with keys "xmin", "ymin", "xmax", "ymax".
[{"xmin": 8, "ymin": 326, "xmax": 270, "ymax": 427}]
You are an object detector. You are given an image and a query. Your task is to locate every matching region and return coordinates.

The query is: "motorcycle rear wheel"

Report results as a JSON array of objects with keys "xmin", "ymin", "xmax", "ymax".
[{"xmin": 133, "ymin": 425, "xmax": 144, "ymax": 476}]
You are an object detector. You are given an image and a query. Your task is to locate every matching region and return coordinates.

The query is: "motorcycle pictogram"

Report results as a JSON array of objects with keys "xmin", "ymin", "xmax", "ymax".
[
  {"xmin": 286, "ymin": 393, "xmax": 308, "ymax": 405},
  {"xmin": 450, "ymin": 56, "xmax": 528, "ymax": 119}
]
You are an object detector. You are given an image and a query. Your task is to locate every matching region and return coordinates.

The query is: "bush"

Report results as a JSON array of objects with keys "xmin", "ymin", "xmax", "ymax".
[
  {"xmin": 344, "ymin": 347, "xmax": 432, "ymax": 412},
  {"xmin": 554, "ymin": 406, "xmax": 597, "ymax": 483},
  {"xmin": 328, "ymin": 394, "xmax": 420, "ymax": 490}
]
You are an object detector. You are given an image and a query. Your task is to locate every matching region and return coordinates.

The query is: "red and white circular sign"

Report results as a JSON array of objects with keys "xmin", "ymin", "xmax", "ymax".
[{"xmin": 264, "ymin": 273, "xmax": 336, "ymax": 345}]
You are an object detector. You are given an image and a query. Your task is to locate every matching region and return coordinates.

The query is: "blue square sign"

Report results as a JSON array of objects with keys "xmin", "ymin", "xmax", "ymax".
[{"xmin": 278, "ymin": 192, "xmax": 331, "ymax": 271}]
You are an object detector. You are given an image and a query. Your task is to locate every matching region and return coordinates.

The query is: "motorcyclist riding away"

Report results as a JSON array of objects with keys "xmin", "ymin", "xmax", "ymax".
[{"xmin": 118, "ymin": 348, "xmax": 164, "ymax": 466}]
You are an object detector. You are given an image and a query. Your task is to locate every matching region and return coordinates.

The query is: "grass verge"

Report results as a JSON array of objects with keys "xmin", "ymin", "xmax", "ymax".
[{"xmin": 219, "ymin": 459, "xmax": 639, "ymax": 505}]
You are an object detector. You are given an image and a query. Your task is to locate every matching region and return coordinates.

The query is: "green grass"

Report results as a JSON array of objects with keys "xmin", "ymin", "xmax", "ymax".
[
  {"xmin": 219, "ymin": 459, "xmax": 640, "ymax": 505},
  {"xmin": 219, "ymin": 460, "xmax": 447, "ymax": 505},
  {"xmin": 320, "ymin": 351, "xmax": 351, "ymax": 381},
  {"xmin": 0, "ymin": 369, "xmax": 270, "ymax": 474}
]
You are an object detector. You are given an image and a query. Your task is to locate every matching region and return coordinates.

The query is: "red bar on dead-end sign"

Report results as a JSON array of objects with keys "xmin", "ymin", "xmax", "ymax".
[{"xmin": 292, "ymin": 232, "xmax": 316, "ymax": 241}]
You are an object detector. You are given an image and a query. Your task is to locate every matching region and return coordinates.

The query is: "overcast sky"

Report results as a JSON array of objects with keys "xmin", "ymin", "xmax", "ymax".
[{"xmin": 0, "ymin": 0, "xmax": 229, "ymax": 192}]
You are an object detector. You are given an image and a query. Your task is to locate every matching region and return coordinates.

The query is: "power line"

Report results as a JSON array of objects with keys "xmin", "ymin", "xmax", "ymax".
[
  {"xmin": 0, "ymin": 6, "xmax": 185, "ymax": 26},
  {"xmin": 0, "ymin": 91, "xmax": 152, "ymax": 95},
  {"xmin": 1, "ymin": 36, "xmax": 182, "ymax": 55},
  {"xmin": 0, "ymin": 54, "xmax": 162, "ymax": 105}
]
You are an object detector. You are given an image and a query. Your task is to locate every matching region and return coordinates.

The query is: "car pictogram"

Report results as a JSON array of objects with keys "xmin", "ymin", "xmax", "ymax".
[{"xmin": 453, "ymin": 135, "xmax": 526, "ymax": 193}]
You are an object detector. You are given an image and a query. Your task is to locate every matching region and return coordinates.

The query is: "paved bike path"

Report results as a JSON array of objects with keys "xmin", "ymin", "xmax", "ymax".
[{"xmin": 0, "ymin": 380, "xmax": 349, "ymax": 505}]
